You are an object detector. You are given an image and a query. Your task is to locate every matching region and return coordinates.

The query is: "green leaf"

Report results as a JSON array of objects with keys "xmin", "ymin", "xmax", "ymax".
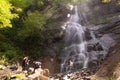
[{"xmin": 0, "ymin": 0, "xmax": 18, "ymax": 28}]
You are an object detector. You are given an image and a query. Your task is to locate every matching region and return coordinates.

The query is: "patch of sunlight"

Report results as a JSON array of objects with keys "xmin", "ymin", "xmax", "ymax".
[
  {"xmin": 102, "ymin": 0, "xmax": 111, "ymax": 3},
  {"xmin": 7, "ymin": 73, "xmax": 26, "ymax": 79},
  {"xmin": 118, "ymin": 63, "xmax": 120, "ymax": 67},
  {"xmin": 117, "ymin": 1, "xmax": 120, "ymax": 5},
  {"xmin": 16, "ymin": 7, "xmax": 23, "ymax": 12},
  {"xmin": 0, "ymin": 55, "xmax": 8, "ymax": 64},
  {"xmin": 15, "ymin": 73, "xmax": 26, "ymax": 79}
]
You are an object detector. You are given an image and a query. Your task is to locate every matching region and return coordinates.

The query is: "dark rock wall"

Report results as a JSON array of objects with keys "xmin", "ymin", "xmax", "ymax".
[{"xmin": 78, "ymin": 0, "xmax": 120, "ymax": 25}]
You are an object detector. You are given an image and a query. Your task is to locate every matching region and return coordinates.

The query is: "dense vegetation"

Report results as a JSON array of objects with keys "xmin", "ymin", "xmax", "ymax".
[
  {"xmin": 0, "ymin": 0, "xmax": 120, "ymax": 64},
  {"xmin": 0, "ymin": 0, "xmax": 74, "ymax": 64}
]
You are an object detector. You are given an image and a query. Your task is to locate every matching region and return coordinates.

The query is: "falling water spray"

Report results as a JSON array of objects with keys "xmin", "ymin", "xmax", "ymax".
[{"xmin": 60, "ymin": 5, "xmax": 89, "ymax": 73}]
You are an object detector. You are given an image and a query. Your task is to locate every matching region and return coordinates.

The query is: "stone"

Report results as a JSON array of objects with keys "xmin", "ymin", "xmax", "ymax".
[
  {"xmin": 99, "ymin": 34, "xmax": 116, "ymax": 50},
  {"xmin": 0, "ymin": 65, "xmax": 6, "ymax": 70}
]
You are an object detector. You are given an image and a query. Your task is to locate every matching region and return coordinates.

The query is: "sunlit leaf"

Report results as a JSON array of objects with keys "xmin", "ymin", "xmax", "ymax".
[{"xmin": 0, "ymin": 0, "xmax": 18, "ymax": 28}]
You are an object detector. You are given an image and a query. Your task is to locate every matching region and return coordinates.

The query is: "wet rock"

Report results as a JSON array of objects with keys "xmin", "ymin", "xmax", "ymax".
[
  {"xmin": 87, "ymin": 44, "xmax": 95, "ymax": 52},
  {"xmin": 50, "ymin": 68, "xmax": 93, "ymax": 80},
  {"xmin": 82, "ymin": 77, "xmax": 91, "ymax": 80},
  {"xmin": 9, "ymin": 66, "xmax": 18, "ymax": 71},
  {"xmin": 85, "ymin": 29, "xmax": 92, "ymax": 40},
  {"xmin": 99, "ymin": 34, "xmax": 116, "ymax": 50},
  {"xmin": 87, "ymin": 42, "xmax": 104, "ymax": 52}
]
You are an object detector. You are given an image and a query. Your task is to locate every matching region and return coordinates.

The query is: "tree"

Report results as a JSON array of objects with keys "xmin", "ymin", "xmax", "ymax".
[
  {"xmin": 18, "ymin": 11, "xmax": 46, "ymax": 39},
  {"xmin": 0, "ymin": 0, "xmax": 18, "ymax": 28}
]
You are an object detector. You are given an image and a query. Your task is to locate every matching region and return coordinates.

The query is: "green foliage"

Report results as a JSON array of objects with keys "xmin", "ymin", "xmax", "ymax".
[
  {"xmin": 27, "ymin": 0, "xmax": 44, "ymax": 7},
  {"xmin": 0, "ymin": 0, "xmax": 71, "ymax": 64},
  {"xmin": 54, "ymin": 0, "xmax": 72, "ymax": 5},
  {"xmin": 0, "ymin": 55, "xmax": 8, "ymax": 64},
  {"xmin": 10, "ymin": 0, "xmax": 28, "ymax": 13},
  {"xmin": 6, "ymin": 73, "xmax": 26, "ymax": 80},
  {"xmin": 10, "ymin": 0, "xmax": 44, "ymax": 12},
  {"xmin": 0, "ymin": 0, "xmax": 18, "ymax": 28},
  {"xmin": 0, "ymin": 42, "xmax": 21, "ymax": 64},
  {"xmin": 10, "ymin": 0, "xmax": 28, "ymax": 9},
  {"xmin": 68, "ymin": 0, "xmax": 90, "ymax": 5},
  {"xmin": 6, "ymin": 74, "xmax": 11, "ymax": 80},
  {"xmin": 15, "ymin": 73, "xmax": 26, "ymax": 79},
  {"xmin": 24, "ymin": 11, "xmax": 46, "ymax": 30},
  {"xmin": 18, "ymin": 11, "xmax": 46, "ymax": 40}
]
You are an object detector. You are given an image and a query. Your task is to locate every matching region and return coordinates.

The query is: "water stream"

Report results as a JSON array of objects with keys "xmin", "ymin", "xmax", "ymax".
[{"xmin": 61, "ymin": 6, "xmax": 89, "ymax": 72}]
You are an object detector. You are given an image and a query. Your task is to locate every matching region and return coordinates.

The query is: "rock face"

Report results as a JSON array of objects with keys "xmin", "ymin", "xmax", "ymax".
[
  {"xmin": 91, "ymin": 45, "xmax": 120, "ymax": 80},
  {"xmin": 88, "ymin": 16, "xmax": 120, "ymax": 80},
  {"xmin": 97, "ymin": 18, "xmax": 120, "ymax": 43},
  {"xmin": 77, "ymin": 0, "xmax": 120, "ymax": 44},
  {"xmin": 42, "ymin": 56, "xmax": 60, "ymax": 74},
  {"xmin": 42, "ymin": 0, "xmax": 120, "ymax": 78},
  {"xmin": 76, "ymin": 0, "xmax": 120, "ymax": 43},
  {"xmin": 76, "ymin": 1, "xmax": 120, "ymax": 80},
  {"xmin": 78, "ymin": 0, "xmax": 120, "ymax": 25},
  {"xmin": 59, "ymin": 1, "xmax": 119, "ymax": 76}
]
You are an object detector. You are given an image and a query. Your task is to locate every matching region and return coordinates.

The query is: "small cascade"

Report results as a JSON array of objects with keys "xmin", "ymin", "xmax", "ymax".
[{"xmin": 60, "ymin": 6, "xmax": 89, "ymax": 73}]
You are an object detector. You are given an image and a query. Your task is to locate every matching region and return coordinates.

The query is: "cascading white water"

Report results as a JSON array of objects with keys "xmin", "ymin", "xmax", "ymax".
[
  {"xmin": 59, "ymin": 0, "xmax": 117, "ymax": 74},
  {"xmin": 60, "ymin": 6, "xmax": 89, "ymax": 72}
]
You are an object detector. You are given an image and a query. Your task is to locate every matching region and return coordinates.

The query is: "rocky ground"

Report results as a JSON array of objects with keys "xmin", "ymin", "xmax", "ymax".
[
  {"xmin": 50, "ymin": 44, "xmax": 120, "ymax": 80},
  {"xmin": 0, "ymin": 46, "xmax": 120, "ymax": 80},
  {"xmin": 91, "ymin": 44, "xmax": 120, "ymax": 80}
]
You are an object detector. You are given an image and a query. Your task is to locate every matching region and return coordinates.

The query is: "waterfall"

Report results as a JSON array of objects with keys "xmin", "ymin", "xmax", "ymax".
[
  {"xmin": 58, "ymin": 0, "xmax": 117, "ymax": 75},
  {"xmin": 60, "ymin": 4, "xmax": 116, "ymax": 74},
  {"xmin": 60, "ymin": 6, "xmax": 89, "ymax": 72}
]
